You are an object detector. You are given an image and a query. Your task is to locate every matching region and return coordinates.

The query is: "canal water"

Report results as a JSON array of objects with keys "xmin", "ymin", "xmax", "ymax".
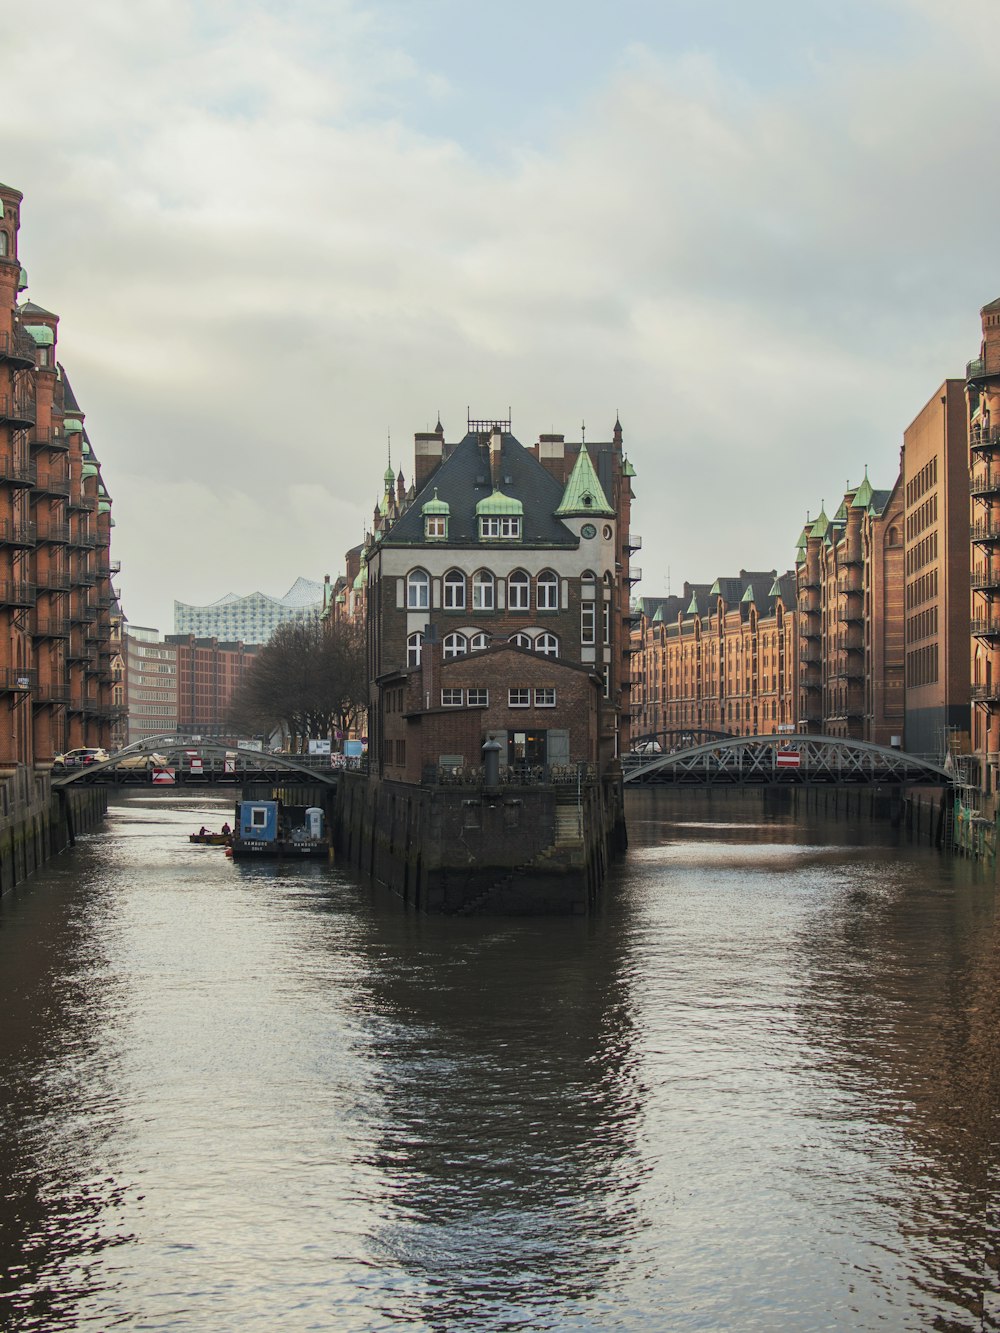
[{"xmin": 0, "ymin": 788, "xmax": 996, "ymax": 1331}]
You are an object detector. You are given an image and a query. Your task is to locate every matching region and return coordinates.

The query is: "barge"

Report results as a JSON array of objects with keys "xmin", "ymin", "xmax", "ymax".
[{"xmin": 229, "ymin": 799, "xmax": 331, "ymax": 860}]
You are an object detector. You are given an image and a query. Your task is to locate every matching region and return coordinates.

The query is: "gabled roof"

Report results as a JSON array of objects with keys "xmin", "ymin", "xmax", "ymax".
[
  {"xmin": 851, "ymin": 470, "xmax": 874, "ymax": 509},
  {"xmin": 18, "ymin": 299, "xmax": 57, "ymax": 320},
  {"xmin": 810, "ymin": 506, "xmax": 830, "ymax": 539},
  {"xmin": 59, "ymin": 365, "xmax": 81, "ymax": 413},
  {"xmin": 555, "ymin": 444, "xmax": 614, "ymax": 517},
  {"xmin": 381, "ymin": 432, "xmax": 577, "ymax": 549}
]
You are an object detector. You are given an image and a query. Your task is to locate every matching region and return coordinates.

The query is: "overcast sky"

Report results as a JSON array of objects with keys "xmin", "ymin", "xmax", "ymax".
[{"xmin": 4, "ymin": 0, "xmax": 997, "ymax": 632}]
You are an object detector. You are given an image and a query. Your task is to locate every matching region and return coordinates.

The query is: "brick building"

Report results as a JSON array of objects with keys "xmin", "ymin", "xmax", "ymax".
[
  {"xmin": 967, "ymin": 298, "xmax": 1000, "ymax": 793},
  {"xmin": 363, "ymin": 415, "xmax": 637, "ymax": 778},
  {"xmin": 631, "ymin": 571, "xmax": 799, "ymax": 742},
  {"xmin": 165, "ymin": 634, "xmax": 257, "ymax": 738},
  {"xmin": 795, "ymin": 471, "xmax": 904, "ymax": 745},
  {"xmin": 125, "ymin": 628, "xmax": 178, "ymax": 743},
  {"xmin": 902, "ymin": 380, "xmax": 971, "ymax": 757},
  {"xmin": 0, "ymin": 181, "xmax": 120, "ymax": 769}
]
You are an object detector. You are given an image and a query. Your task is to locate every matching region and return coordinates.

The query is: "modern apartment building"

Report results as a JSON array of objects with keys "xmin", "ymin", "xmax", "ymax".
[
  {"xmin": 0, "ymin": 181, "xmax": 120, "ymax": 768},
  {"xmin": 630, "ymin": 572, "xmax": 799, "ymax": 742},
  {"xmin": 902, "ymin": 380, "xmax": 971, "ymax": 757},
  {"xmin": 125, "ymin": 628, "xmax": 178, "ymax": 743}
]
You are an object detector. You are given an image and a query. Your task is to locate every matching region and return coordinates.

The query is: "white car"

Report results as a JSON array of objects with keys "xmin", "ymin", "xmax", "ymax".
[
  {"xmin": 116, "ymin": 751, "xmax": 169, "ymax": 770},
  {"xmin": 52, "ymin": 747, "xmax": 110, "ymax": 769}
]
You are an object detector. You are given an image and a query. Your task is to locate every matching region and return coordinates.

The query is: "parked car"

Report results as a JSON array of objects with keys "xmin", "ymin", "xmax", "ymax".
[
  {"xmin": 116, "ymin": 751, "xmax": 169, "ymax": 770},
  {"xmin": 52, "ymin": 747, "xmax": 110, "ymax": 769}
]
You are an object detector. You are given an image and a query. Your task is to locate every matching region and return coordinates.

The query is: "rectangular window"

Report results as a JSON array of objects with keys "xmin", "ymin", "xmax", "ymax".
[
  {"xmin": 602, "ymin": 603, "xmax": 610, "ymax": 645},
  {"xmin": 509, "ymin": 688, "xmax": 530, "ymax": 708},
  {"xmin": 467, "ymin": 688, "xmax": 489, "ymax": 706},
  {"xmin": 534, "ymin": 687, "xmax": 556, "ymax": 707},
  {"xmin": 581, "ymin": 602, "xmax": 596, "ymax": 645},
  {"xmin": 441, "ymin": 688, "xmax": 464, "ymax": 707},
  {"xmin": 480, "ymin": 516, "xmax": 521, "ymax": 539},
  {"xmin": 425, "ymin": 516, "xmax": 447, "ymax": 538}
]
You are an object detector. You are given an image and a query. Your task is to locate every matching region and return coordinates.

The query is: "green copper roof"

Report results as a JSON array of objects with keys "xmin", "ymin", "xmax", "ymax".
[
  {"xmin": 810, "ymin": 506, "xmax": 830, "ymax": 540},
  {"xmin": 23, "ymin": 324, "xmax": 53, "ymax": 347},
  {"xmin": 554, "ymin": 444, "xmax": 614, "ymax": 517},
  {"xmin": 834, "ymin": 499, "xmax": 848, "ymax": 522},
  {"xmin": 81, "ymin": 463, "xmax": 98, "ymax": 478},
  {"xmin": 851, "ymin": 470, "xmax": 874, "ymax": 509},
  {"xmin": 421, "ymin": 488, "xmax": 450, "ymax": 515},
  {"xmin": 622, "ymin": 457, "xmax": 636, "ymax": 478},
  {"xmin": 686, "ymin": 593, "xmax": 699, "ymax": 615},
  {"xmin": 741, "ymin": 584, "xmax": 754, "ymax": 603},
  {"xmin": 476, "ymin": 488, "xmax": 524, "ymax": 517},
  {"xmin": 98, "ymin": 500, "xmax": 111, "ymax": 513},
  {"xmin": 17, "ymin": 267, "xmax": 27, "ymax": 292},
  {"xmin": 336, "ymin": 591, "xmax": 346, "ymax": 603},
  {"xmin": 652, "ymin": 604, "xmax": 664, "ymax": 623},
  {"xmin": 709, "ymin": 578, "xmax": 722, "ymax": 596},
  {"xmin": 769, "ymin": 577, "xmax": 783, "ymax": 597},
  {"xmin": 63, "ymin": 417, "xmax": 83, "ymax": 434}
]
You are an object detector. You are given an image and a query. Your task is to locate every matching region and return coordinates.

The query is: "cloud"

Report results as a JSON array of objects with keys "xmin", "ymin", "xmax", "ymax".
[{"xmin": 3, "ymin": 0, "xmax": 997, "ymax": 626}]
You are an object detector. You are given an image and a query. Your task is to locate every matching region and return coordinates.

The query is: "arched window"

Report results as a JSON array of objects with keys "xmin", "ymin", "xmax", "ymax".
[
  {"xmin": 472, "ymin": 569, "xmax": 495, "ymax": 610},
  {"xmin": 443, "ymin": 632, "xmax": 467, "ymax": 659},
  {"xmin": 0, "ymin": 232, "xmax": 8, "ymax": 258},
  {"xmin": 407, "ymin": 632, "xmax": 423, "ymax": 667},
  {"xmin": 407, "ymin": 568, "xmax": 430, "ymax": 610},
  {"xmin": 469, "ymin": 632, "xmax": 490, "ymax": 652},
  {"xmin": 537, "ymin": 569, "xmax": 558, "ymax": 610},
  {"xmin": 508, "ymin": 569, "xmax": 530, "ymax": 611},
  {"xmin": 535, "ymin": 632, "xmax": 559, "ymax": 657},
  {"xmin": 443, "ymin": 569, "xmax": 465, "ymax": 610},
  {"xmin": 511, "ymin": 632, "xmax": 533, "ymax": 649}
]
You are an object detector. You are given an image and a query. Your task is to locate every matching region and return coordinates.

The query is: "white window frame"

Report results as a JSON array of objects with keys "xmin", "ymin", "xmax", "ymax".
[
  {"xmin": 441, "ymin": 688, "xmax": 464, "ymax": 707},
  {"xmin": 472, "ymin": 570, "xmax": 495, "ymax": 610},
  {"xmin": 511, "ymin": 632, "xmax": 532, "ymax": 649},
  {"xmin": 443, "ymin": 632, "xmax": 467, "ymax": 659},
  {"xmin": 467, "ymin": 688, "xmax": 489, "ymax": 706},
  {"xmin": 534, "ymin": 687, "xmax": 556, "ymax": 707},
  {"xmin": 425, "ymin": 515, "xmax": 447, "ymax": 539},
  {"xmin": 535, "ymin": 632, "xmax": 559, "ymax": 657},
  {"xmin": 508, "ymin": 688, "xmax": 530, "ymax": 708},
  {"xmin": 407, "ymin": 568, "xmax": 430, "ymax": 610},
  {"xmin": 581, "ymin": 602, "xmax": 596, "ymax": 645},
  {"xmin": 443, "ymin": 569, "xmax": 465, "ymax": 610},
  {"xmin": 537, "ymin": 570, "xmax": 558, "ymax": 610},
  {"xmin": 407, "ymin": 632, "xmax": 423, "ymax": 667},
  {"xmin": 480, "ymin": 515, "xmax": 521, "ymax": 539},
  {"xmin": 469, "ymin": 632, "xmax": 490, "ymax": 652},
  {"xmin": 508, "ymin": 569, "xmax": 530, "ymax": 610}
]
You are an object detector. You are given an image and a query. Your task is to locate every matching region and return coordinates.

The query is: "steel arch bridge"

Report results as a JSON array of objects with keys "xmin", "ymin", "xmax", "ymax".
[
  {"xmin": 51, "ymin": 740, "xmax": 339, "ymax": 789},
  {"xmin": 622, "ymin": 734, "xmax": 954, "ymax": 788}
]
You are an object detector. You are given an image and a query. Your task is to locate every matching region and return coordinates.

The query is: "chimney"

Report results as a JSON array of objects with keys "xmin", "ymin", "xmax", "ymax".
[
  {"xmin": 414, "ymin": 431, "xmax": 443, "ymax": 492},
  {"xmin": 489, "ymin": 425, "xmax": 504, "ymax": 490}
]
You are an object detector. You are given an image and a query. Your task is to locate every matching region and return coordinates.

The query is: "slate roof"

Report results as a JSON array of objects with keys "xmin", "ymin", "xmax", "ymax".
[
  {"xmin": 19, "ymin": 299, "xmax": 57, "ymax": 320},
  {"xmin": 60, "ymin": 366, "xmax": 81, "ymax": 413},
  {"xmin": 381, "ymin": 432, "xmax": 577, "ymax": 549}
]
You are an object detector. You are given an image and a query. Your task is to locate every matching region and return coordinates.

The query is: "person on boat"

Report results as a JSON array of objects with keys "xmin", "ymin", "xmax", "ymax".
[
  {"xmin": 221, "ymin": 822, "xmax": 231, "ymax": 836},
  {"xmin": 199, "ymin": 826, "xmax": 207, "ymax": 836}
]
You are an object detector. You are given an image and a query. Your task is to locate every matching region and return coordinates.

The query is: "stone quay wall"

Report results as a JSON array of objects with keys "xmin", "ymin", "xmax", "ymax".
[
  {"xmin": 0, "ymin": 767, "xmax": 107, "ymax": 896},
  {"xmin": 335, "ymin": 769, "xmax": 627, "ymax": 915}
]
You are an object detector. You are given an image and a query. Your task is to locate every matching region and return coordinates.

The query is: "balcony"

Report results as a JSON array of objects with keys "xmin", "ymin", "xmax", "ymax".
[
  {"xmin": 0, "ymin": 453, "xmax": 36, "ymax": 488},
  {"xmin": 970, "ymin": 470, "xmax": 1000, "ymax": 498},
  {"xmin": 0, "ymin": 519, "xmax": 35, "ymax": 548},
  {"xmin": 66, "ymin": 643, "xmax": 95, "ymax": 663},
  {"xmin": 971, "ymin": 619, "xmax": 1000, "ymax": 641},
  {"xmin": 0, "ymin": 668, "xmax": 35, "ymax": 693},
  {"xmin": 29, "ymin": 427, "xmax": 69, "ymax": 453},
  {"xmin": 67, "ymin": 494, "xmax": 97, "ymax": 513},
  {"xmin": 0, "ymin": 329, "xmax": 39, "ymax": 369},
  {"xmin": 972, "ymin": 683, "xmax": 1000, "ymax": 704},
  {"xmin": 624, "ymin": 533, "xmax": 642, "ymax": 552},
  {"xmin": 970, "ymin": 424, "xmax": 1000, "ymax": 453},
  {"xmin": 837, "ymin": 608, "xmax": 863, "ymax": 623},
  {"xmin": 968, "ymin": 356, "xmax": 990, "ymax": 382},
  {"xmin": 70, "ymin": 603, "xmax": 98, "ymax": 623},
  {"xmin": 32, "ymin": 681, "xmax": 71, "ymax": 705},
  {"xmin": 0, "ymin": 581, "xmax": 35, "ymax": 608},
  {"xmin": 971, "ymin": 519, "xmax": 1000, "ymax": 545},
  {"xmin": 67, "ymin": 528, "xmax": 98, "ymax": 549},
  {"xmin": 74, "ymin": 568, "xmax": 98, "ymax": 587},
  {"xmin": 972, "ymin": 569, "xmax": 1000, "ymax": 593},
  {"xmin": 624, "ymin": 566, "xmax": 642, "ymax": 584},
  {"xmin": 0, "ymin": 394, "xmax": 36, "ymax": 427},
  {"xmin": 34, "ymin": 567, "xmax": 71, "ymax": 592},
  {"xmin": 35, "ymin": 521, "xmax": 69, "ymax": 545},
  {"xmin": 33, "ymin": 468, "xmax": 71, "ymax": 498},
  {"xmin": 33, "ymin": 618, "xmax": 71, "ymax": 639}
]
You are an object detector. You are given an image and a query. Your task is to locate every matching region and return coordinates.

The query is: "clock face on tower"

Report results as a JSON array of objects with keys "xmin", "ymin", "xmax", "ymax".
[{"xmin": 581, "ymin": 523, "xmax": 597, "ymax": 539}]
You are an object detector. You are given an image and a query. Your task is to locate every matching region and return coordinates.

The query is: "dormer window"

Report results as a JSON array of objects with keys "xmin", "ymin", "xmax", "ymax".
[
  {"xmin": 480, "ymin": 514, "xmax": 521, "ymax": 540},
  {"xmin": 426, "ymin": 514, "xmax": 447, "ymax": 538},
  {"xmin": 421, "ymin": 488, "xmax": 449, "ymax": 540}
]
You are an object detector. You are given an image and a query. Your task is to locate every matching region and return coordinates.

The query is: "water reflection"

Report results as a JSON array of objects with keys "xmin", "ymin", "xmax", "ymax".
[{"xmin": 0, "ymin": 788, "xmax": 995, "ymax": 1330}]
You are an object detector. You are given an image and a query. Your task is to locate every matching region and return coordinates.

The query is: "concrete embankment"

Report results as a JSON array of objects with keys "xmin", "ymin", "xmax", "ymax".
[{"xmin": 0, "ymin": 767, "xmax": 107, "ymax": 896}]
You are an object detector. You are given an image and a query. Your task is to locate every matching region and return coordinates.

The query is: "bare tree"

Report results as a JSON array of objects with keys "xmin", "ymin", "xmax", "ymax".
[{"xmin": 227, "ymin": 618, "xmax": 367, "ymax": 751}]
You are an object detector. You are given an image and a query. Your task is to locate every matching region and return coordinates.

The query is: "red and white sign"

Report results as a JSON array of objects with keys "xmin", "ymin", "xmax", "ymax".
[
  {"xmin": 189, "ymin": 756, "xmax": 204, "ymax": 775},
  {"xmin": 152, "ymin": 767, "xmax": 175, "ymax": 784},
  {"xmin": 776, "ymin": 748, "xmax": 801, "ymax": 769}
]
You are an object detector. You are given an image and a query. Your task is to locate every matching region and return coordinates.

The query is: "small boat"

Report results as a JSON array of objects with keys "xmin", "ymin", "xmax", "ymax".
[{"xmin": 189, "ymin": 831, "xmax": 231, "ymax": 845}]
